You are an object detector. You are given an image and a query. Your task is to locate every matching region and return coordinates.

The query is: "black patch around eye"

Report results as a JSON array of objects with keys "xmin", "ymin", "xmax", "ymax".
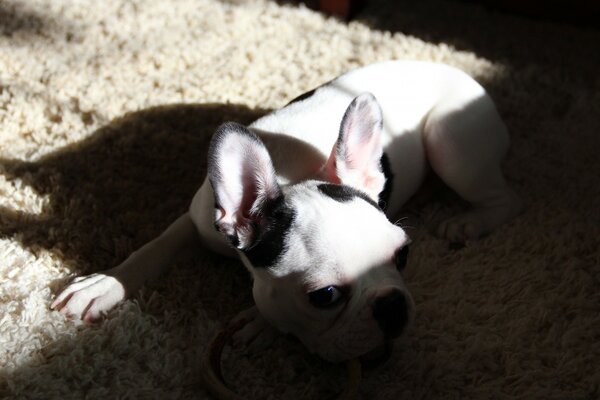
[
  {"xmin": 242, "ymin": 195, "xmax": 296, "ymax": 269},
  {"xmin": 394, "ymin": 246, "xmax": 409, "ymax": 271},
  {"xmin": 317, "ymin": 183, "xmax": 382, "ymax": 211}
]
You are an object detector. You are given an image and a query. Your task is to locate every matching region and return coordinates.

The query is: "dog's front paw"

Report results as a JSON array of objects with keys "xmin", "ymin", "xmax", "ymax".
[
  {"xmin": 50, "ymin": 273, "xmax": 126, "ymax": 322},
  {"xmin": 230, "ymin": 306, "xmax": 278, "ymax": 352},
  {"xmin": 436, "ymin": 214, "xmax": 485, "ymax": 243},
  {"xmin": 437, "ymin": 187, "xmax": 523, "ymax": 243}
]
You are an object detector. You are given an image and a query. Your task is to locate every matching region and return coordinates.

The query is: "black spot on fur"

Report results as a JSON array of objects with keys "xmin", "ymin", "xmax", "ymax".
[
  {"xmin": 286, "ymin": 88, "xmax": 317, "ymax": 106},
  {"xmin": 317, "ymin": 183, "xmax": 382, "ymax": 211},
  {"xmin": 285, "ymin": 81, "xmax": 331, "ymax": 106},
  {"xmin": 242, "ymin": 195, "xmax": 296, "ymax": 268},
  {"xmin": 379, "ymin": 152, "xmax": 393, "ymax": 211}
]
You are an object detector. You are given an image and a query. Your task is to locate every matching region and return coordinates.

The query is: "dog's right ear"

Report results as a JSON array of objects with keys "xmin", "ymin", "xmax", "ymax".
[
  {"xmin": 207, "ymin": 122, "xmax": 282, "ymax": 250},
  {"xmin": 322, "ymin": 93, "xmax": 386, "ymax": 201}
]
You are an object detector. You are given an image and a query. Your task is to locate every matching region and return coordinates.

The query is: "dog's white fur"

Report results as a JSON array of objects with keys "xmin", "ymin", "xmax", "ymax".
[{"xmin": 51, "ymin": 61, "xmax": 521, "ymax": 362}]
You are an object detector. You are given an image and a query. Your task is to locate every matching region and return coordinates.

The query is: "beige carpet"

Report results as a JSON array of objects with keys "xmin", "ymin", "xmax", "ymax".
[{"xmin": 1, "ymin": 0, "xmax": 599, "ymax": 398}]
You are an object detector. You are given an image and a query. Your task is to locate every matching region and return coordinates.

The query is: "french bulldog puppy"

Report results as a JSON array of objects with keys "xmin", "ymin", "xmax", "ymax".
[{"xmin": 51, "ymin": 61, "xmax": 521, "ymax": 362}]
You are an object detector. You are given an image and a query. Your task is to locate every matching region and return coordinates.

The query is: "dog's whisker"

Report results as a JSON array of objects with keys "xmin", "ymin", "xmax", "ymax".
[{"xmin": 393, "ymin": 217, "xmax": 412, "ymax": 228}]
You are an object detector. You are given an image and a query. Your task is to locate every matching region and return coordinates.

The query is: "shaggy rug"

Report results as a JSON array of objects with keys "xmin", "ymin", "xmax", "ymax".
[{"xmin": 1, "ymin": 0, "xmax": 599, "ymax": 398}]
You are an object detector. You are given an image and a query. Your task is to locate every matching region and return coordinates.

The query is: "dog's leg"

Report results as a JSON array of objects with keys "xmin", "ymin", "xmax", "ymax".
[
  {"xmin": 51, "ymin": 212, "xmax": 198, "ymax": 321},
  {"xmin": 423, "ymin": 94, "xmax": 523, "ymax": 242}
]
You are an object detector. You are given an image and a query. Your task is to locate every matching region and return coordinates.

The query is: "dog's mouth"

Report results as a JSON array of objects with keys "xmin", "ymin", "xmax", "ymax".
[{"xmin": 359, "ymin": 340, "xmax": 393, "ymax": 369}]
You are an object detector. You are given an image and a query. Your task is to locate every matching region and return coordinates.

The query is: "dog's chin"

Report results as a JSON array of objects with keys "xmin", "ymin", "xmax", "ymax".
[{"xmin": 359, "ymin": 341, "xmax": 393, "ymax": 369}]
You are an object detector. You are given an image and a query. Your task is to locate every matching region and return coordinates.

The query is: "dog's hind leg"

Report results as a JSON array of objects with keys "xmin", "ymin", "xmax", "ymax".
[
  {"xmin": 423, "ymin": 92, "xmax": 522, "ymax": 242},
  {"xmin": 51, "ymin": 212, "xmax": 198, "ymax": 321}
]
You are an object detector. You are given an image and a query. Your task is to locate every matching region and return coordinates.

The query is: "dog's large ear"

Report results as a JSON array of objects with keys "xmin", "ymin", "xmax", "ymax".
[
  {"xmin": 207, "ymin": 122, "xmax": 282, "ymax": 250},
  {"xmin": 322, "ymin": 93, "xmax": 386, "ymax": 201}
]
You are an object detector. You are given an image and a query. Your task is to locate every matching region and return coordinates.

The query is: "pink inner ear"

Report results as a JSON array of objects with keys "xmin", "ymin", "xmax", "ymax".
[
  {"xmin": 212, "ymin": 129, "xmax": 281, "ymax": 224},
  {"xmin": 322, "ymin": 146, "xmax": 342, "ymax": 184},
  {"xmin": 323, "ymin": 125, "xmax": 382, "ymax": 181},
  {"xmin": 240, "ymin": 174, "xmax": 258, "ymax": 218},
  {"xmin": 320, "ymin": 98, "xmax": 385, "ymax": 199},
  {"xmin": 345, "ymin": 134, "xmax": 379, "ymax": 171}
]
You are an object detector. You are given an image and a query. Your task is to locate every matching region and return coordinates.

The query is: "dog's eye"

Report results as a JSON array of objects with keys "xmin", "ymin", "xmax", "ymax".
[
  {"xmin": 394, "ymin": 246, "xmax": 409, "ymax": 271},
  {"xmin": 308, "ymin": 286, "xmax": 345, "ymax": 308}
]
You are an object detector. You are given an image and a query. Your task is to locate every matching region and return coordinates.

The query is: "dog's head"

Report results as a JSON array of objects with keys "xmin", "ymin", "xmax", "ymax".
[{"xmin": 207, "ymin": 93, "xmax": 414, "ymax": 362}]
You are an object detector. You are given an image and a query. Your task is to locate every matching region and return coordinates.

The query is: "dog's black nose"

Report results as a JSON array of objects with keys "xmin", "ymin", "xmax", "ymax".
[{"xmin": 372, "ymin": 289, "xmax": 408, "ymax": 338}]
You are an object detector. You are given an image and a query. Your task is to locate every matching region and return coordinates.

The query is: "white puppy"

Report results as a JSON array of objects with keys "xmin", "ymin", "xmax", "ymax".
[{"xmin": 51, "ymin": 61, "xmax": 521, "ymax": 362}]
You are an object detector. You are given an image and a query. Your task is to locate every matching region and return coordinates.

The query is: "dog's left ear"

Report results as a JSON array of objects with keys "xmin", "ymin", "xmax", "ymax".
[
  {"xmin": 207, "ymin": 122, "xmax": 282, "ymax": 250},
  {"xmin": 323, "ymin": 93, "xmax": 386, "ymax": 201}
]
